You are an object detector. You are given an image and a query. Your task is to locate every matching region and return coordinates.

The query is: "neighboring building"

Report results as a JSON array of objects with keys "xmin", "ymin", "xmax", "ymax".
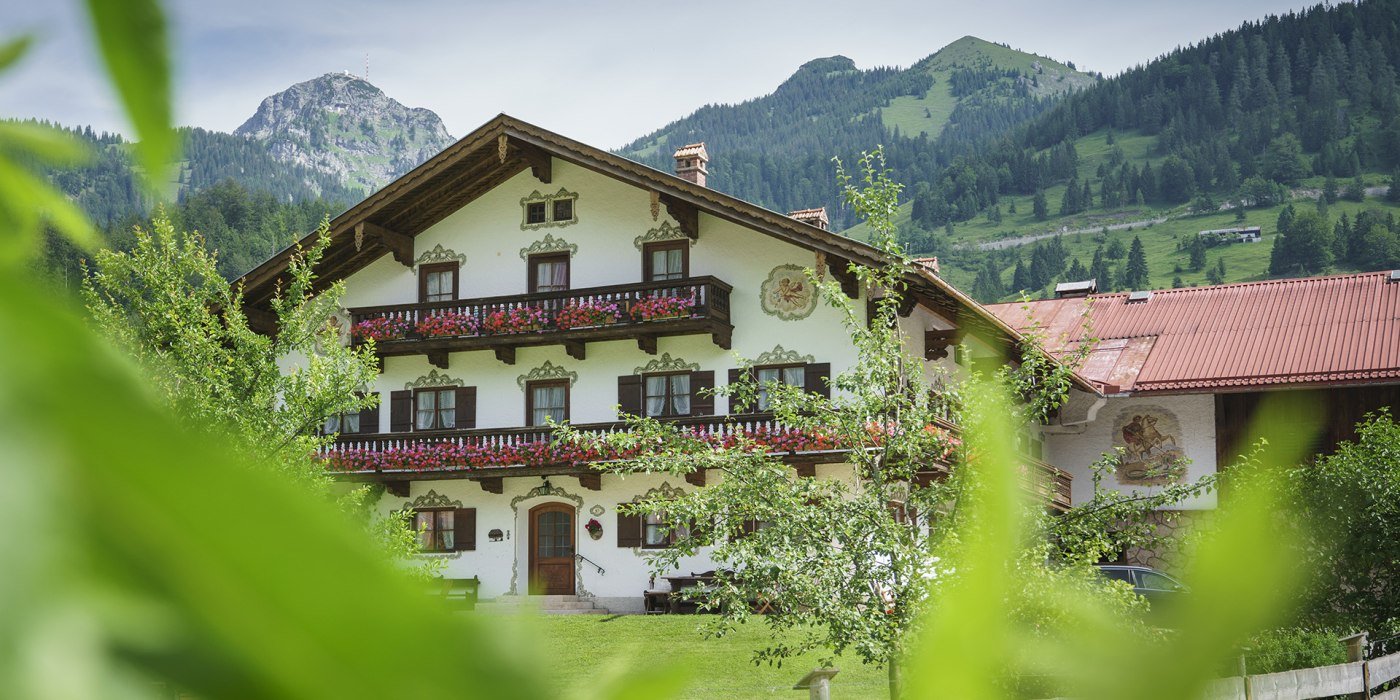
[
  {"xmin": 1198, "ymin": 226, "xmax": 1262, "ymax": 244},
  {"xmin": 987, "ymin": 271, "xmax": 1400, "ymax": 566},
  {"xmin": 238, "ymin": 115, "xmax": 1075, "ymax": 612}
]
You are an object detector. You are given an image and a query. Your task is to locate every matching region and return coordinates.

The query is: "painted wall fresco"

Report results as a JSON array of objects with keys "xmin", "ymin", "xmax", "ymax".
[{"xmin": 1112, "ymin": 405, "xmax": 1188, "ymax": 485}]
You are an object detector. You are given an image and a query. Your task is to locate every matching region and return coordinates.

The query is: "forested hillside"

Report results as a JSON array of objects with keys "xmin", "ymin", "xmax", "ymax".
[
  {"xmin": 886, "ymin": 0, "xmax": 1400, "ymax": 301},
  {"xmin": 617, "ymin": 37, "xmax": 1096, "ymax": 229}
]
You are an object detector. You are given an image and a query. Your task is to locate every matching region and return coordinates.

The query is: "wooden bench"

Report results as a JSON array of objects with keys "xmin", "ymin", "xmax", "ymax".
[{"xmin": 434, "ymin": 576, "xmax": 481, "ymax": 610}]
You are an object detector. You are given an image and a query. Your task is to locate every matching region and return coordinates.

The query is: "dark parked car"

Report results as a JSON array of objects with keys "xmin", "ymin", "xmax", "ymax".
[{"xmin": 1095, "ymin": 564, "xmax": 1187, "ymax": 608}]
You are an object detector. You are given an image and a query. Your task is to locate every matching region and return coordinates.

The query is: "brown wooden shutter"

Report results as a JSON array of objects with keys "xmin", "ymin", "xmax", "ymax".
[
  {"xmin": 804, "ymin": 363, "xmax": 831, "ymax": 399},
  {"xmin": 617, "ymin": 375, "xmax": 643, "ymax": 417},
  {"xmin": 358, "ymin": 392, "xmax": 380, "ymax": 434},
  {"xmin": 390, "ymin": 390, "xmax": 413, "ymax": 432},
  {"xmin": 454, "ymin": 508, "xmax": 476, "ymax": 551},
  {"xmin": 690, "ymin": 371, "xmax": 715, "ymax": 416},
  {"xmin": 616, "ymin": 510, "xmax": 642, "ymax": 548},
  {"xmin": 727, "ymin": 369, "xmax": 751, "ymax": 413},
  {"xmin": 455, "ymin": 387, "xmax": 476, "ymax": 429}
]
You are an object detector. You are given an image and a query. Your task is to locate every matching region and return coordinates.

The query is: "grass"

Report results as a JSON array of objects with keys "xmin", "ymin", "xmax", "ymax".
[{"xmin": 530, "ymin": 614, "xmax": 889, "ymax": 699}]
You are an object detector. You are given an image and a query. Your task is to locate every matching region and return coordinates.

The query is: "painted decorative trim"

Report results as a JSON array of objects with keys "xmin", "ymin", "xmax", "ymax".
[
  {"xmin": 752, "ymin": 344, "xmax": 815, "ymax": 366},
  {"xmin": 632, "ymin": 221, "xmax": 693, "ymax": 249},
  {"xmin": 589, "ymin": 504, "xmax": 606, "ymax": 517},
  {"xmin": 518, "ymin": 233, "xmax": 578, "ymax": 261},
  {"xmin": 633, "ymin": 352, "xmax": 700, "ymax": 375},
  {"xmin": 649, "ymin": 190, "xmax": 661, "ymax": 221},
  {"xmin": 414, "ymin": 243, "xmax": 467, "ymax": 270},
  {"xmin": 508, "ymin": 484, "xmax": 587, "ymax": 596},
  {"xmin": 519, "ymin": 188, "xmax": 579, "ymax": 231},
  {"xmin": 405, "ymin": 369, "xmax": 463, "ymax": 391},
  {"xmin": 409, "ymin": 489, "xmax": 462, "ymax": 509},
  {"xmin": 631, "ymin": 481, "xmax": 687, "ymax": 503},
  {"xmin": 517, "ymin": 360, "xmax": 578, "ymax": 390},
  {"xmin": 760, "ymin": 264, "xmax": 819, "ymax": 321}
]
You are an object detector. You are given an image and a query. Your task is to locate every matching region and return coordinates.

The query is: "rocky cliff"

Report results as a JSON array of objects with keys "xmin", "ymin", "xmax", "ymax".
[{"xmin": 235, "ymin": 73, "xmax": 454, "ymax": 193}]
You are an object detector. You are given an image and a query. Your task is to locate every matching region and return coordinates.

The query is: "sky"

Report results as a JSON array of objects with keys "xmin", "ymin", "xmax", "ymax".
[{"xmin": 2, "ymin": 0, "xmax": 1319, "ymax": 150}]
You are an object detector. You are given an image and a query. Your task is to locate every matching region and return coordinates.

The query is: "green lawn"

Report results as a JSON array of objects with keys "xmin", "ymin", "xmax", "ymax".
[{"xmin": 524, "ymin": 614, "xmax": 889, "ymax": 699}]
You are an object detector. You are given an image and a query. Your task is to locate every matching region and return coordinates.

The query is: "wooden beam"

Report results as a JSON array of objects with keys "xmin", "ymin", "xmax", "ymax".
[
  {"xmin": 427, "ymin": 350, "xmax": 450, "ymax": 370},
  {"xmin": 898, "ymin": 294, "xmax": 918, "ymax": 317},
  {"xmin": 794, "ymin": 464, "xmax": 816, "ymax": 478},
  {"xmin": 637, "ymin": 335, "xmax": 657, "ymax": 355},
  {"xmin": 244, "ymin": 306, "xmax": 279, "ymax": 336},
  {"xmin": 661, "ymin": 194, "xmax": 699, "ymax": 240},
  {"xmin": 828, "ymin": 257, "xmax": 860, "ymax": 299},
  {"xmin": 356, "ymin": 221, "xmax": 414, "ymax": 268},
  {"xmin": 924, "ymin": 329, "xmax": 961, "ymax": 362},
  {"xmin": 494, "ymin": 347, "xmax": 516, "ymax": 365},
  {"xmin": 514, "ymin": 140, "xmax": 552, "ymax": 184},
  {"xmin": 383, "ymin": 480, "xmax": 410, "ymax": 498},
  {"xmin": 684, "ymin": 469, "xmax": 706, "ymax": 487},
  {"xmin": 478, "ymin": 476, "xmax": 504, "ymax": 494},
  {"xmin": 564, "ymin": 341, "xmax": 586, "ymax": 361},
  {"xmin": 577, "ymin": 472, "xmax": 601, "ymax": 491}
]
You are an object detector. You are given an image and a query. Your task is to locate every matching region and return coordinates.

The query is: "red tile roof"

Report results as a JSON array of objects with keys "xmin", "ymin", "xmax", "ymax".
[{"xmin": 985, "ymin": 271, "xmax": 1400, "ymax": 394}]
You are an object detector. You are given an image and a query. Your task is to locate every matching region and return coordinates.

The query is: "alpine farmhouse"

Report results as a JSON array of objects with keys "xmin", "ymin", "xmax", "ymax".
[{"xmin": 238, "ymin": 115, "xmax": 1400, "ymax": 613}]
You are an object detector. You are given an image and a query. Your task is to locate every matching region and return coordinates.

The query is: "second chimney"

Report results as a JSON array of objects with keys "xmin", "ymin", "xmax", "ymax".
[
  {"xmin": 787, "ymin": 207, "xmax": 829, "ymax": 231},
  {"xmin": 673, "ymin": 143, "xmax": 709, "ymax": 187}
]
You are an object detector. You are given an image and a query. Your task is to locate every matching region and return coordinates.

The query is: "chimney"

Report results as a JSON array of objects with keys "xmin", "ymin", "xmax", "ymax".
[
  {"xmin": 673, "ymin": 143, "xmax": 709, "ymax": 187},
  {"xmin": 787, "ymin": 207, "xmax": 829, "ymax": 231}
]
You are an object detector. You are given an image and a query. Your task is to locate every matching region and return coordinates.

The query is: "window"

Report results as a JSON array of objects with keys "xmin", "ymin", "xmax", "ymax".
[
  {"xmin": 414, "ymin": 388, "xmax": 456, "ymax": 431},
  {"xmin": 755, "ymin": 364, "xmax": 805, "ymax": 411},
  {"xmin": 643, "ymin": 511, "xmax": 685, "ymax": 548},
  {"xmin": 527, "ymin": 380, "xmax": 569, "ymax": 426},
  {"xmin": 323, "ymin": 411, "xmax": 361, "ymax": 435},
  {"xmin": 643, "ymin": 372, "xmax": 691, "ymax": 417},
  {"xmin": 1137, "ymin": 571, "xmax": 1183, "ymax": 591},
  {"xmin": 525, "ymin": 201, "xmax": 547, "ymax": 225},
  {"xmin": 528, "ymin": 253, "xmax": 570, "ymax": 293},
  {"xmin": 643, "ymin": 241, "xmax": 688, "ymax": 281},
  {"xmin": 414, "ymin": 509, "xmax": 456, "ymax": 552},
  {"xmin": 419, "ymin": 262, "xmax": 459, "ymax": 303},
  {"xmin": 552, "ymin": 198, "xmax": 573, "ymax": 223}
]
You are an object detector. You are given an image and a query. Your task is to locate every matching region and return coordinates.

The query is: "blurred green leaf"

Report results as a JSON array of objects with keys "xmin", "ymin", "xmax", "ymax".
[
  {"xmin": 0, "ymin": 35, "xmax": 32, "ymax": 72},
  {"xmin": 82, "ymin": 0, "xmax": 175, "ymax": 186},
  {"xmin": 0, "ymin": 155, "xmax": 95, "ymax": 261},
  {"xmin": 0, "ymin": 121, "xmax": 89, "ymax": 163}
]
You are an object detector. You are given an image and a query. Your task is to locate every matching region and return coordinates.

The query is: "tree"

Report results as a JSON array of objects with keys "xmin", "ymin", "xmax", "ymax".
[
  {"xmin": 1343, "ymin": 174, "xmax": 1365, "ymax": 202},
  {"xmin": 569, "ymin": 150, "xmax": 1207, "ymax": 698},
  {"xmin": 1242, "ymin": 176, "xmax": 1287, "ymax": 207},
  {"xmin": 1207, "ymin": 258, "xmax": 1227, "ymax": 285},
  {"xmin": 81, "ymin": 214, "xmax": 422, "ymax": 564},
  {"xmin": 1388, "ymin": 167, "xmax": 1400, "ymax": 204},
  {"xmin": 1188, "ymin": 236, "xmax": 1208, "ymax": 272},
  {"xmin": 1322, "ymin": 175, "xmax": 1339, "ymax": 204},
  {"xmin": 1294, "ymin": 412, "xmax": 1400, "ymax": 632},
  {"xmin": 1090, "ymin": 246, "xmax": 1112, "ymax": 290},
  {"xmin": 1123, "ymin": 235, "xmax": 1150, "ymax": 289},
  {"xmin": 972, "ymin": 257, "xmax": 1005, "ymax": 301},
  {"xmin": 1105, "ymin": 237, "xmax": 1127, "ymax": 259},
  {"xmin": 1011, "ymin": 259, "xmax": 1031, "ymax": 292},
  {"xmin": 1269, "ymin": 208, "xmax": 1333, "ymax": 275},
  {"xmin": 1262, "ymin": 134, "xmax": 1309, "ymax": 185},
  {"xmin": 1032, "ymin": 189, "xmax": 1048, "ymax": 220},
  {"xmin": 1172, "ymin": 275, "xmax": 1185, "ymax": 288}
]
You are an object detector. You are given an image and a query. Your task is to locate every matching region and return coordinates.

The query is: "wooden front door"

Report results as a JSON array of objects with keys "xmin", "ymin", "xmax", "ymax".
[{"xmin": 528, "ymin": 503, "xmax": 575, "ymax": 595}]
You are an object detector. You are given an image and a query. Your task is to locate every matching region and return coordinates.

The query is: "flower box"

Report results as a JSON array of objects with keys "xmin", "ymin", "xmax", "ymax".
[
  {"xmin": 481, "ymin": 306, "xmax": 550, "ymax": 335},
  {"xmin": 351, "ymin": 316, "xmax": 414, "ymax": 342},
  {"xmin": 630, "ymin": 294, "xmax": 696, "ymax": 322},
  {"xmin": 555, "ymin": 299, "xmax": 621, "ymax": 330},
  {"xmin": 416, "ymin": 310, "xmax": 479, "ymax": 338}
]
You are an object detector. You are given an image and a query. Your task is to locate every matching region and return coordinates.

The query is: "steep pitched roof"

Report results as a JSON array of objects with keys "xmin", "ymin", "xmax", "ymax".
[
  {"xmin": 235, "ymin": 114, "xmax": 1096, "ymax": 393},
  {"xmin": 986, "ymin": 271, "xmax": 1400, "ymax": 394}
]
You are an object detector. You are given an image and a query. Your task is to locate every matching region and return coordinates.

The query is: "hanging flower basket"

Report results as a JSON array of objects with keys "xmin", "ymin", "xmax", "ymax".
[{"xmin": 585, "ymin": 518, "xmax": 603, "ymax": 540}]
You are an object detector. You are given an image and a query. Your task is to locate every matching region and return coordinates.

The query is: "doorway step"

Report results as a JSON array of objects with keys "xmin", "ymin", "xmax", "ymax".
[{"xmin": 476, "ymin": 594, "xmax": 609, "ymax": 615}]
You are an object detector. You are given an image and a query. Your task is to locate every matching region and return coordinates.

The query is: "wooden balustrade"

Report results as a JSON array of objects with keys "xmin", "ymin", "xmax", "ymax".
[{"xmin": 347, "ymin": 276, "xmax": 734, "ymax": 364}]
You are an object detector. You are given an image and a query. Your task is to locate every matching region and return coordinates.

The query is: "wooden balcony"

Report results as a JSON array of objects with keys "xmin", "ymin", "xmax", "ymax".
[
  {"xmin": 321, "ymin": 415, "xmax": 1073, "ymax": 511},
  {"xmin": 348, "ymin": 276, "xmax": 733, "ymax": 366}
]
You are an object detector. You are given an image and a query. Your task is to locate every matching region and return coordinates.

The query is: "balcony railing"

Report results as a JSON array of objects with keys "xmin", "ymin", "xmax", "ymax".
[
  {"xmin": 348, "ymin": 276, "xmax": 733, "ymax": 364},
  {"xmin": 321, "ymin": 415, "xmax": 1073, "ymax": 511}
]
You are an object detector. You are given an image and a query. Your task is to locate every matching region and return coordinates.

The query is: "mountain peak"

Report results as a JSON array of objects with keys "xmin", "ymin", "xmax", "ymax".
[{"xmin": 235, "ymin": 73, "xmax": 454, "ymax": 193}]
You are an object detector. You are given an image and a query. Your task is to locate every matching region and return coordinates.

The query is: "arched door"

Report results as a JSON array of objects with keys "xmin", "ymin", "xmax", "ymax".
[{"xmin": 528, "ymin": 503, "xmax": 575, "ymax": 595}]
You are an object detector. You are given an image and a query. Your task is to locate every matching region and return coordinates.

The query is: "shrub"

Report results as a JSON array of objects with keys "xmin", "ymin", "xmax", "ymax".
[{"xmin": 1243, "ymin": 627, "xmax": 1348, "ymax": 674}]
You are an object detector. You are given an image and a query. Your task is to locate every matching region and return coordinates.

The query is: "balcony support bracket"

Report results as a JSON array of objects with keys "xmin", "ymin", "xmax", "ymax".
[
  {"xmin": 564, "ymin": 341, "xmax": 586, "ymax": 361},
  {"xmin": 355, "ymin": 221, "xmax": 414, "ymax": 268},
  {"xmin": 661, "ymin": 194, "xmax": 699, "ymax": 240},
  {"xmin": 382, "ymin": 480, "xmax": 410, "ymax": 498},
  {"xmin": 794, "ymin": 463, "xmax": 817, "ymax": 478},
  {"xmin": 577, "ymin": 472, "xmax": 601, "ymax": 491},
  {"xmin": 494, "ymin": 347, "xmax": 516, "ymax": 365},
  {"xmin": 637, "ymin": 335, "xmax": 657, "ymax": 355},
  {"xmin": 684, "ymin": 469, "xmax": 706, "ymax": 487},
  {"xmin": 478, "ymin": 476, "xmax": 504, "ymax": 494},
  {"xmin": 711, "ymin": 328, "xmax": 732, "ymax": 350},
  {"xmin": 427, "ymin": 350, "xmax": 450, "ymax": 370},
  {"xmin": 828, "ymin": 257, "xmax": 860, "ymax": 299}
]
